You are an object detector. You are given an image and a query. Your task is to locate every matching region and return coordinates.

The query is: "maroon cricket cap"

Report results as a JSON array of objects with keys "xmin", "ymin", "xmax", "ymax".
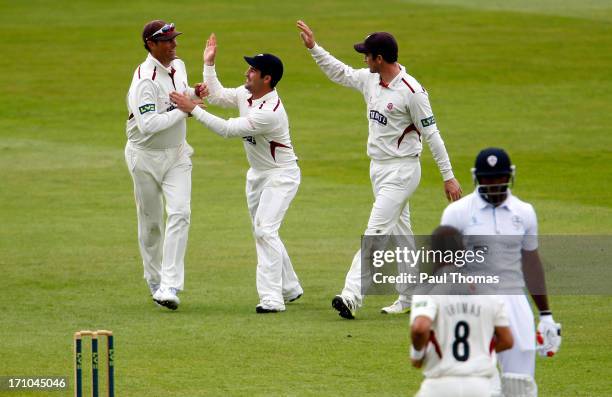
[
  {"xmin": 354, "ymin": 32, "xmax": 398, "ymax": 62},
  {"xmin": 142, "ymin": 20, "xmax": 182, "ymax": 43}
]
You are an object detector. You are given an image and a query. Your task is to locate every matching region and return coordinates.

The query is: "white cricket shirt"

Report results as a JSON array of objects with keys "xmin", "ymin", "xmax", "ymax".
[
  {"xmin": 440, "ymin": 191, "xmax": 538, "ymax": 290},
  {"xmin": 410, "ymin": 294, "xmax": 509, "ymax": 378},
  {"xmin": 192, "ymin": 65, "xmax": 298, "ymax": 171},
  {"xmin": 126, "ymin": 53, "xmax": 196, "ymax": 149},
  {"xmin": 308, "ymin": 44, "xmax": 454, "ymax": 181}
]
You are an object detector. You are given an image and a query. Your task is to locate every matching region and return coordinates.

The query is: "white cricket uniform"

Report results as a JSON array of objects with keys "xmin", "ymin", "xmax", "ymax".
[
  {"xmin": 441, "ymin": 191, "xmax": 538, "ymax": 377},
  {"xmin": 125, "ymin": 53, "xmax": 198, "ymax": 291},
  {"xmin": 190, "ymin": 65, "xmax": 302, "ymax": 308},
  {"xmin": 410, "ymin": 294, "xmax": 510, "ymax": 397},
  {"xmin": 307, "ymin": 44, "xmax": 455, "ymax": 306}
]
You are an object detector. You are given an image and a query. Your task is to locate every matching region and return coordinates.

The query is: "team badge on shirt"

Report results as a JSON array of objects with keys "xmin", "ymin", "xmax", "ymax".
[
  {"xmin": 511, "ymin": 215, "xmax": 523, "ymax": 230},
  {"xmin": 387, "ymin": 103, "xmax": 394, "ymax": 111}
]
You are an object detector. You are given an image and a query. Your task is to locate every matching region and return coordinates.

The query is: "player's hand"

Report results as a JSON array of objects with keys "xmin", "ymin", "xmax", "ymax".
[
  {"xmin": 170, "ymin": 91, "xmax": 198, "ymax": 113},
  {"xmin": 444, "ymin": 178, "xmax": 462, "ymax": 202},
  {"xmin": 204, "ymin": 33, "xmax": 217, "ymax": 66},
  {"xmin": 297, "ymin": 20, "xmax": 315, "ymax": 49},
  {"xmin": 536, "ymin": 315, "xmax": 561, "ymax": 357},
  {"xmin": 194, "ymin": 83, "xmax": 209, "ymax": 99}
]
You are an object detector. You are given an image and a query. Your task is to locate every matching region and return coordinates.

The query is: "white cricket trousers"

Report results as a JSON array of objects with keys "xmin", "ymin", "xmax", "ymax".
[
  {"xmin": 417, "ymin": 376, "xmax": 492, "ymax": 397},
  {"xmin": 125, "ymin": 141, "xmax": 192, "ymax": 291},
  {"xmin": 498, "ymin": 294, "xmax": 536, "ymax": 376},
  {"xmin": 246, "ymin": 165, "xmax": 301, "ymax": 307},
  {"xmin": 342, "ymin": 157, "xmax": 421, "ymax": 306}
]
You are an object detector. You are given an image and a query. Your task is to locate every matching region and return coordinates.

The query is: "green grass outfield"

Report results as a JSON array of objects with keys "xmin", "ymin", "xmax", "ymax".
[{"xmin": 1, "ymin": 0, "xmax": 611, "ymax": 395}]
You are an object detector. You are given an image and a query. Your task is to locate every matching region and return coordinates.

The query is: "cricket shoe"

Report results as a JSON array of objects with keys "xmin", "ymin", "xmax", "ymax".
[
  {"xmin": 381, "ymin": 299, "xmax": 411, "ymax": 314},
  {"xmin": 332, "ymin": 295, "xmax": 356, "ymax": 320},
  {"xmin": 153, "ymin": 287, "xmax": 180, "ymax": 311},
  {"xmin": 256, "ymin": 301, "xmax": 286, "ymax": 314},
  {"xmin": 284, "ymin": 289, "xmax": 304, "ymax": 303},
  {"xmin": 147, "ymin": 282, "xmax": 160, "ymax": 296},
  {"xmin": 147, "ymin": 282, "xmax": 162, "ymax": 307}
]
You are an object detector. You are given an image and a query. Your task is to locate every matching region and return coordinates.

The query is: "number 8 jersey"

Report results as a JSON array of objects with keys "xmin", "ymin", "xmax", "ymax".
[{"xmin": 410, "ymin": 294, "xmax": 509, "ymax": 378}]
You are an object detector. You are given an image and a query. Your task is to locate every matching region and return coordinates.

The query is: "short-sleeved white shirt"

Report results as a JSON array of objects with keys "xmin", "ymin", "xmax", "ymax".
[
  {"xmin": 441, "ymin": 191, "xmax": 538, "ymax": 289},
  {"xmin": 410, "ymin": 294, "xmax": 509, "ymax": 378}
]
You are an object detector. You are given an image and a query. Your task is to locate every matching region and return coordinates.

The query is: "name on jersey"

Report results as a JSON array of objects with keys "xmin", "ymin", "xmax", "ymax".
[
  {"xmin": 139, "ymin": 103, "xmax": 156, "ymax": 114},
  {"xmin": 421, "ymin": 115, "xmax": 436, "ymax": 127},
  {"xmin": 369, "ymin": 110, "xmax": 387, "ymax": 126},
  {"xmin": 444, "ymin": 301, "xmax": 482, "ymax": 317},
  {"xmin": 243, "ymin": 136, "xmax": 256, "ymax": 145}
]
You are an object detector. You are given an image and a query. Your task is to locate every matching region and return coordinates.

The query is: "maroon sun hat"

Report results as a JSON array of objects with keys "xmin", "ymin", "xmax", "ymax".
[{"xmin": 142, "ymin": 20, "xmax": 182, "ymax": 43}]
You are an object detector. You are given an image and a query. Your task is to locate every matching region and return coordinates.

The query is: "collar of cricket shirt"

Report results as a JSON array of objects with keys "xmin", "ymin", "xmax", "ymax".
[
  {"xmin": 247, "ymin": 89, "xmax": 278, "ymax": 107},
  {"xmin": 379, "ymin": 64, "xmax": 405, "ymax": 88},
  {"xmin": 147, "ymin": 53, "xmax": 175, "ymax": 74},
  {"xmin": 475, "ymin": 189, "xmax": 513, "ymax": 211}
]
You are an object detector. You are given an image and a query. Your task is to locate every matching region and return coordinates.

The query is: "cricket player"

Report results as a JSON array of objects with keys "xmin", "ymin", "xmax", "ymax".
[
  {"xmin": 440, "ymin": 148, "xmax": 562, "ymax": 396},
  {"xmin": 170, "ymin": 34, "xmax": 302, "ymax": 313},
  {"xmin": 410, "ymin": 226, "xmax": 514, "ymax": 397},
  {"xmin": 297, "ymin": 21, "xmax": 462, "ymax": 319},
  {"xmin": 125, "ymin": 20, "xmax": 206, "ymax": 310}
]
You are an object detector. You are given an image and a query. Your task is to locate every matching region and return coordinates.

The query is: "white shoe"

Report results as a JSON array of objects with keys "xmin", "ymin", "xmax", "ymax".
[
  {"xmin": 256, "ymin": 301, "xmax": 286, "ymax": 313},
  {"xmin": 284, "ymin": 289, "xmax": 304, "ymax": 303},
  {"xmin": 153, "ymin": 287, "xmax": 180, "ymax": 310},
  {"xmin": 381, "ymin": 299, "xmax": 411, "ymax": 314},
  {"xmin": 147, "ymin": 282, "xmax": 160, "ymax": 296}
]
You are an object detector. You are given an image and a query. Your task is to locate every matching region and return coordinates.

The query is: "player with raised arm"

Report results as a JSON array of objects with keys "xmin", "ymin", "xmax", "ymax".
[
  {"xmin": 297, "ymin": 20, "xmax": 461, "ymax": 319},
  {"xmin": 170, "ymin": 34, "xmax": 303, "ymax": 313}
]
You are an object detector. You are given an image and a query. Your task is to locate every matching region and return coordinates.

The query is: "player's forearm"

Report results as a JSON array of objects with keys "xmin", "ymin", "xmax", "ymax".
[
  {"xmin": 203, "ymin": 65, "xmax": 238, "ymax": 108},
  {"xmin": 136, "ymin": 109, "xmax": 187, "ymax": 135},
  {"xmin": 191, "ymin": 106, "xmax": 253, "ymax": 138},
  {"xmin": 424, "ymin": 130, "xmax": 454, "ymax": 181},
  {"xmin": 494, "ymin": 326, "xmax": 514, "ymax": 352},
  {"xmin": 185, "ymin": 87, "xmax": 198, "ymax": 100},
  {"xmin": 522, "ymin": 250, "xmax": 550, "ymax": 311},
  {"xmin": 308, "ymin": 44, "xmax": 363, "ymax": 90},
  {"xmin": 411, "ymin": 318, "xmax": 431, "ymax": 350}
]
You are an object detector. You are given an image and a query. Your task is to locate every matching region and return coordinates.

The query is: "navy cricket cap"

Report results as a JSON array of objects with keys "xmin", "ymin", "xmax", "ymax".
[
  {"xmin": 142, "ymin": 20, "xmax": 182, "ymax": 42},
  {"xmin": 244, "ymin": 53, "xmax": 284, "ymax": 86},
  {"xmin": 354, "ymin": 32, "xmax": 398, "ymax": 63},
  {"xmin": 473, "ymin": 148, "xmax": 513, "ymax": 177}
]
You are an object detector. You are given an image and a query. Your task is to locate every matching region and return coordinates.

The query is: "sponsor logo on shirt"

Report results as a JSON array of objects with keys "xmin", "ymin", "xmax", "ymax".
[
  {"xmin": 421, "ymin": 115, "xmax": 436, "ymax": 127},
  {"xmin": 369, "ymin": 110, "xmax": 388, "ymax": 126},
  {"xmin": 166, "ymin": 105, "xmax": 177, "ymax": 112},
  {"xmin": 243, "ymin": 136, "xmax": 256, "ymax": 145},
  {"xmin": 139, "ymin": 104, "xmax": 156, "ymax": 114}
]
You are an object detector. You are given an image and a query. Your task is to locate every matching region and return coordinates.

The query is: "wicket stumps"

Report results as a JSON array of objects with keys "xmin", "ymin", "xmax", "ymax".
[{"xmin": 74, "ymin": 330, "xmax": 114, "ymax": 397}]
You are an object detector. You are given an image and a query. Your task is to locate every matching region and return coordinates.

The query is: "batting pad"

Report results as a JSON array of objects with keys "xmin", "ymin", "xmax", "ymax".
[{"xmin": 502, "ymin": 373, "xmax": 537, "ymax": 397}]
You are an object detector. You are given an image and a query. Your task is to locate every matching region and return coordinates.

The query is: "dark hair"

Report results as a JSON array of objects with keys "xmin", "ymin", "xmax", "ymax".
[{"xmin": 372, "ymin": 51, "xmax": 397, "ymax": 64}]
